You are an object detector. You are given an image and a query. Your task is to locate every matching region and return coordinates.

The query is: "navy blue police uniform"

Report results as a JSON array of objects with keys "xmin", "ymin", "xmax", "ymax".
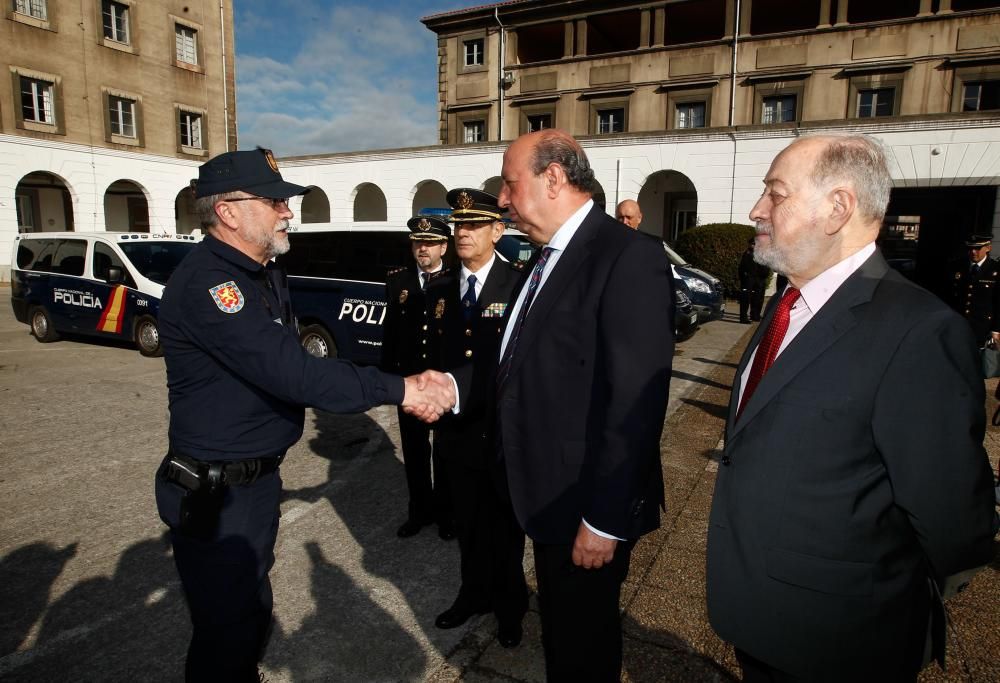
[
  {"xmin": 426, "ymin": 189, "xmax": 528, "ymax": 647},
  {"xmin": 380, "ymin": 217, "xmax": 454, "ymax": 539},
  {"xmin": 154, "ymin": 148, "xmax": 405, "ymax": 682},
  {"xmin": 739, "ymin": 238, "xmax": 770, "ymax": 323},
  {"xmin": 948, "ymin": 234, "xmax": 1000, "ymax": 345}
]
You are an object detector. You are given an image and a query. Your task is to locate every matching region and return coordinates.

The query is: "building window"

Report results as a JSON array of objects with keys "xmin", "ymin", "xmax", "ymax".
[
  {"xmin": 762, "ymin": 95, "xmax": 796, "ymax": 124},
  {"xmin": 179, "ymin": 110, "xmax": 203, "ymax": 149},
  {"xmin": 857, "ymin": 88, "xmax": 894, "ymax": 118},
  {"xmin": 102, "ymin": 0, "xmax": 130, "ymax": 44},
  {"xmin": 464, "ymin": 38, "xmax": 484, "ymax": 67},
  {"xmin": 109, "ymin": 96, "xmax": 136, "ymax": 137},
  {"xmin": 15, "ymin": 193, "xmax": 35, "ymax": 231},
  {"xmin": 675, "ymin": 102, "xmax": 706, "ymax": 129},
  {"xmin": 14, "ymin": 0, "xmax": 46, "ymax": 20},
  {"xmin": 962, "ymin": 81, "xmax": 1000, "ymax": 112},
  {"xmin": 597, "ymin": 107, "xmax": 625, "ymax": 134},
  {"xmin": 527, "ymin": 113, "xmax": 552, "ymax": 132},
  {"xmin": 21, "ymin": 76, "xmax": 54, "ymax": 124},
  {"xmin": 463, "ymin": 120, "xmax": 485, "ymax": 143},
  {"xmin": 175, "ymin": 24, "xmax": 198, "ymax": 65}
]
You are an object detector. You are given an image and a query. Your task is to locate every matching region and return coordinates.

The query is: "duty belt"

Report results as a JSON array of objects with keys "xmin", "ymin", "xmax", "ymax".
[{"xmin": 165, "ymin": 450, "xmax": 284, "ymax": 492}]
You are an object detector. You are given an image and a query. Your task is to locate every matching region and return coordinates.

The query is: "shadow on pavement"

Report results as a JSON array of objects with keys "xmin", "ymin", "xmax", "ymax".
[{"xmin": 671, "ymin": 370, "xmax": 732, "ymax": 392}]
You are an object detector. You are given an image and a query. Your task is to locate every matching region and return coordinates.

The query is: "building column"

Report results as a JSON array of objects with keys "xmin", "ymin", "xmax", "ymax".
[
  {"xmin": 835, "ymin": 0, "xmax": 849, "ymax": 26},
  {"xmin": 563, "ymin": 21, "xmax": 574, "ymax": 57},
  {"xmin": 653, "ymin": 6, "xmax": 665, "ymax": 46},
  {"xmin": 724, "ymin": 0, "xmax": 735, "ymax": 38},
  {"xmin": 918, "ymin": 0, "xmax": 933, "ymax": 16},
  {"xmin": 575, "ymin": 18, "xmax": 587, "ymax": 56},
  {"xmin": 938, "ymin": 0, "xmax": 953, "ymax": 13},
  {"xmin": 818, "ymin": 0, "xmax": 832, "ymax": 28},
  {"xmin": 640, "ymin": 8, "xmax": 651, "ymax": 49},
  {"xmin": 739, "ymin": 0, "xmax": 752, "ymax": 36}
]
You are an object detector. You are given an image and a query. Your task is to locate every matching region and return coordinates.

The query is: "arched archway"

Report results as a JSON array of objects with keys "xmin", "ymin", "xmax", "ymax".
[
  {"xmin": 353, "ymin": 183, "xmax": 387, "ymax": 221},
  {"xmin": 637, "ymin": 170, "xmax": 698, "ymax": 242},
  {"xmin": 15, "ymin": 171, "xmax": 75, "ymax": 232},
  {"xmin": 482, "ymin": 177, "xmax": 503, "ymax": 197},
  {"xmin": 301, "ymin": 186, "xmax": 331, "ymax": 223},
  {"xmin": 412, "ymin": 179, "xmax": 448, "ymax": 216},
  {"xmin": 104, "ymin": 179, "xmax": 150, "ymax": 232},
  {"xmin": 175, "ymin": 187, "xmax": 198, "ymax": 234}
]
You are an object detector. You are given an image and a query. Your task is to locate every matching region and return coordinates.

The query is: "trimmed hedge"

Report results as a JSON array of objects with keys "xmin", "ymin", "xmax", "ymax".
[{"xmin": 674, "ymin": 222, "xmax": 757, "ymax": 296}]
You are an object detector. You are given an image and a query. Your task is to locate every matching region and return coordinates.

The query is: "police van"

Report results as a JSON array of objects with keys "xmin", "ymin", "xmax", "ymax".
[
  {"xmin": 10, "ymin": 232, "xmax": 200, "ymax": 356},
  {"xmin": 276, "ymin": 228, "xmax": 534, "ymax": 364}
]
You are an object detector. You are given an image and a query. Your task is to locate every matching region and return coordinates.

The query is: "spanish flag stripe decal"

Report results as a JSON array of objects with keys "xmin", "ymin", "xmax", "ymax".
[{"xmin": 97, "ymin": 285, "xmax": 127, "ymax": 334}]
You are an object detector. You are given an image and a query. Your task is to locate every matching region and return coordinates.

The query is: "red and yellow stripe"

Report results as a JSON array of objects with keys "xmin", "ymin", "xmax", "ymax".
[{"xmin": 97, "ymin": 285, "xmax": 127, "ymax": 334}]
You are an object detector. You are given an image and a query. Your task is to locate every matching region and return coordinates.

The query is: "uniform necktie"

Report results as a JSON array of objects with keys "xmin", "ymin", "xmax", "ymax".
[
  {"xmin": 497, "ymin": 247, "xmax": 554, "ymax": 389},
  {"xmin": 971, "ymin": 263, "xmax": 980, "ymax": 278},
  {"xmin": 738, "ymin": 287, "xmax": 801, "ymax": 417},
  {"xmin": 420, "ymin": 272, "xmax": 429, "ymax": 290},
  {"xmin": 462, "ymin": 274, "xmax": 477, "ymax": 321}
]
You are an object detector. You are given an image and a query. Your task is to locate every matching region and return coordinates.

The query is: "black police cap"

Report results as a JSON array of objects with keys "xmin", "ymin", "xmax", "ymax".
[
  {"xmin": 192, "ymin": 148, "xmax": 309, "ymax": 199},
  {"xmin": 407, "ymin": 215, "xmax": 451, "ymax": 241},
  {"xmin": 965, "ymin": 234, "xmax": 993, "ymax": 248},
  {"xmin": 447, "ymin": 188, "xmax": 506, "ymax": 224}
]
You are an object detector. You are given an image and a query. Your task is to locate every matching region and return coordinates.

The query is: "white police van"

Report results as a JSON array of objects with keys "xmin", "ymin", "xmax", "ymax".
[{"xmin": 10, "ymin": 232, "xmax": 200, "ymax": 356}]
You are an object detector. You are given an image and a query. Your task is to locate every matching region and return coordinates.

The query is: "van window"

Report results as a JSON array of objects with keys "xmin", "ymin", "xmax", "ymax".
[
  {"xmin": 93, "ymin": 242, "xmax": 137, "ymax": 288},
  {"xmin": 52, "ymin": 240, "xmax": 87, "ymax": 276},
  {"xmin": 16, "ymin": 239, "xmax": 54, "ymax": 270},
  {"xmin": 280, "ymin": 232, "xmax": 414, "ymax": 283},
  {"xmin": 118, "ymin": 242, "xmax": 197, "ymax": 284}
]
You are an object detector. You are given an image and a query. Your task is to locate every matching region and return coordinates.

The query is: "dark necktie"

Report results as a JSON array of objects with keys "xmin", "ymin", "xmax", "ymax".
[
  {"xmin": 497, "ymin": 247, "xmax": 554, "ymax": 389},
  {"xmin": 420, "ymin": 272, "xmax": 429, "ymax": 290},
  {"xmin": 462, "ymin": 274, "xmax": 477, "ymax": 321},
  {"xmin": 738, "ymin": 287, "xmax": 801, "ymax": 417},
  {"xmin": 971, "ymin": 263, "xmax": 980, "ymax": 278}
]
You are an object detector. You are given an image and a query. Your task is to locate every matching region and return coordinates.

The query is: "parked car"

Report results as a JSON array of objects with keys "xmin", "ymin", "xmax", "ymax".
[
  {"xmin": 662, "ymin": 242, "xmax": 725, "ymax": 322},
  {"xmin": 673, "ymin": 270, "xmax": 699, "ymax": 341},
  {"xmin": 10, "ymin": 232, "xmax": 200, "ymax": 356}
]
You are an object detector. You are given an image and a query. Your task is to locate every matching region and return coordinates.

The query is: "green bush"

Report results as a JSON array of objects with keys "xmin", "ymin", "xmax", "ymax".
[{"xmin": 674, "ymin": 222, "xmax": 757, "ymax": 296}]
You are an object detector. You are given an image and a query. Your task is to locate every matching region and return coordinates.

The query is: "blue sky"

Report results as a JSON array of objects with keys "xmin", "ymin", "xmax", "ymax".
[{"xmin": 233, "ymin": 0, "xmax": 463, "ymax": 157}]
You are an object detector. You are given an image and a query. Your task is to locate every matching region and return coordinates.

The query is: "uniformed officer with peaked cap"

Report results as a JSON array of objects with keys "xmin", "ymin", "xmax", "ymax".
[
  {"xmin": 382, "ymin": 214, "xmax": 456, "ymax": 539},
  {"xmin": 949, "ymin": 233, "xmax": 1000, "ymax": 345},
  {"xmin": 426, "ymin": 188, "xmax": 528, "ymax": 648},
  {"xmin": 155, "ymin": 148, "xmax": 452, "ymax": 681}
]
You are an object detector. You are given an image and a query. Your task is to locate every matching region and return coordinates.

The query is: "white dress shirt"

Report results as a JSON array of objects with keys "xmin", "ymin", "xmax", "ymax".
[
  {"xmin": 738, "ymin": 242, "xmax": 876, "ymax": 404},
  {"xmin": 460, "ymin": 253, "xmax": 496, "ymax": 300}
]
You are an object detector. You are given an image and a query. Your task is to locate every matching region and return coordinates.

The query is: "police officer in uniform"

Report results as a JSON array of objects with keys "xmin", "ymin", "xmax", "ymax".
[
  {"xmin": 949, "ymin": 234, "xmax": 1000, "ymax": 346},
  {"xmin": 738, "ymin": 237, "xmax": 770, "ymax": 323},
  {"xmin": 154, "ymin": 148, "xmax": 454, "ymax": 681},
  {"xmin": 426, "ymin": 188, "xmax": 528, "ymax": 648},
  {"xmin": 382, "ymin": 215, "xmax": 456, "ymax": 540}
]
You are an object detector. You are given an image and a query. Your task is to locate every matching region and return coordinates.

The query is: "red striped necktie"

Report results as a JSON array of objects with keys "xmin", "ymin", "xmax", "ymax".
[{"xmin": 738, "ymin": 287, "xmax": 800, "ymax": 417}]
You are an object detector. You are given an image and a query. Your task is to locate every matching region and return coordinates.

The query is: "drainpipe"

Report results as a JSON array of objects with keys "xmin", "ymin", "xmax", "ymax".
[
  {"xmin": 728, "ymin": 0, "xmax": 741, "ymax": 222},
  {"xmin": 616, "ymin": 158, "xmax": 622, "ymax": 211},
  {"xmin": 495, "ymin": 8, "xmax": 505, "ymax": 141},
  {"xmin": 220, "ymin": 1, "xmax": 231, "ymax": 150}
]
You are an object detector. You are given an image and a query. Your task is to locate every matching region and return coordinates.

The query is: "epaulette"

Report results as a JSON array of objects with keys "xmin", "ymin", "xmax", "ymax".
[
  {"xmin": 426, "ymin": 268, "xmax": 451, "ymax": 283},
  {"xmin": 387, "ymin": 266, "xmax": 407, "ymax": 277}
]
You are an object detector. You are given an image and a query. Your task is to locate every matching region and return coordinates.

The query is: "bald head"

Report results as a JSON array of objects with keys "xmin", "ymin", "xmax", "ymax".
[{"xmin": 615, "ymin": 200, "xmax": 642, "ymax": 230}]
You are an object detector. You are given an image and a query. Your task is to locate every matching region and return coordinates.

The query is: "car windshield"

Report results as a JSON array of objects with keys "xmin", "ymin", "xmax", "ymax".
[
  {"xmin": 661, "ymin": 243, "xmax": 689, "ymax": 267},
  {"xmin": 498, "ymin": 234, "xmax": 538, "ymax": 263},
  {"xmin": 119, "ymin": 242, "xmax": 197, "ymax": 285}
]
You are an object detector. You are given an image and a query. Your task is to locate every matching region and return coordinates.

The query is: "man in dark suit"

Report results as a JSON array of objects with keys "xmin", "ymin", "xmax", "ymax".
[
  {"xmin": 426, "ymin": 188, "xmax": 528, "ymax": 648},
  {"xmin": 707, "ymin": 134, "xmax": 996, "ymax": 682},
  {"xmin": 381, "ymin": 216, "xmax": 455, "ymax": 540},
  {"xmin": 738, "ymin": 237, "xmax": 771, "ymax": 323},
  {"xmin": 947, "ymin": 233, "xmax": 1000, "ymax": 346},
  {"xmin": 489, "ymin": 130, "xmax": 674, "ymax": 680}
]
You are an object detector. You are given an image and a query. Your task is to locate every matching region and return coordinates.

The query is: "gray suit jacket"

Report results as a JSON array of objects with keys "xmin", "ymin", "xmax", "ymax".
[{"xmin": 707, "ymin": 251, "xmax": 996, "ymax": 680}]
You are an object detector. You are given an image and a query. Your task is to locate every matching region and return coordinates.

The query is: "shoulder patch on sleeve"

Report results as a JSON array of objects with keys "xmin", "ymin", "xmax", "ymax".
[{"xmin": 209, "ymin": 281, "xmax": 245, "ymax": 313}]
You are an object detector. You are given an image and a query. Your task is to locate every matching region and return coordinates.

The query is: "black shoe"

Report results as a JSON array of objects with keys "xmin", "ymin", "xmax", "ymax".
[
  {"xmin": 434, "ymin": 602, "xmax": 490, "ymax": 629},
  {"xmin": 396, "ymin": 518, "xmax": 429, "ymax": 538},
  {"xmin": 740, "ymin": 319, "xmax": 751, "ymax": 324},
  {"xmin": 497, "ymin": 621, "xmax": 523, "ymax": 648},
  {"xmin": 437, "ymin": 522, "xmax": 456, "ymax": 541}
]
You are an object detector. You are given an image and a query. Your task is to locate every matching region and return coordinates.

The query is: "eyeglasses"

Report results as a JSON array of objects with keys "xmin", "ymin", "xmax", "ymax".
[{"xmin": 224, "ymin": 196, "xmax": 290, "ymax": 210}]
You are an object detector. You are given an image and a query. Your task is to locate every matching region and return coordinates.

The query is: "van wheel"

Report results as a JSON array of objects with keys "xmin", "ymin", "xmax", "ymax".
[
  {"xmin": 300, "ymin": 324, "xmax": 336, "ymax": 358},
  {"xmin": 135, "ymin": 316, "xmax": 163, "ymax": 357},
  {"xmin": 30, "ymin": 306, "xmax": 59, "ymax": 343}
]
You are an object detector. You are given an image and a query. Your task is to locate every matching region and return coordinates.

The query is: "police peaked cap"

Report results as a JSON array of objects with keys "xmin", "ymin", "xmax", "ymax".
[
  {"xmin": 447, "ymin": 188, "xmax": 507, "ymax": 224},
  {"xmin": 407, "ymin": 215, "xmax": 451, "ymax": 241},
  {"xmin": 192, "ymin": 148, "xmax": 309, "ymax": 199},
  {"xmin": 965, "ymin": 234, "xmax": 993, "ymax": 248}
]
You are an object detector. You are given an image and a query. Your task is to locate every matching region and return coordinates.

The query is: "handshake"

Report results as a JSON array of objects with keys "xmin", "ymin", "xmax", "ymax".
[{"xmin": 401, "ymin": 370, "xmax": 457, "ymax": 423}]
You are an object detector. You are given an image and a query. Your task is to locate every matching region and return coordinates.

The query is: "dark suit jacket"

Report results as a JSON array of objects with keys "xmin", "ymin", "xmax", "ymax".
[
  {"xmin": 380, "ymin": 266, "xmax": 444, "ymax": 375},
  {"xmin": 707, "ymin": 251, "xmax": 996, "ymax": 680},
  {"xmin": 428, "ymin": 258, "xmax": 521, "ymax": 468},
  {"xmin": 486, "ymin": 204, "xmax": 675, "ymax": 544}
]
